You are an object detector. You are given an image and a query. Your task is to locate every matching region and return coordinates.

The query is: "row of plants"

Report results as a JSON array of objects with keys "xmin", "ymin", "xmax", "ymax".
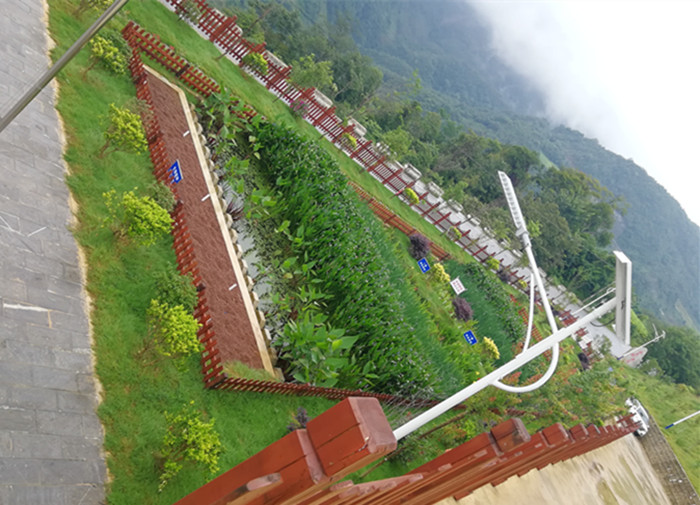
[
  {"xmin": 47, "ymin": 1, "xmax": 341, "ymax": 502},
  {"xmin": 198, "ymin": 88, "xmax": 532, "ymax": 400},
  {"xmin": 204, "ymin": 97, "xmax": 440, "ymax": 396}
]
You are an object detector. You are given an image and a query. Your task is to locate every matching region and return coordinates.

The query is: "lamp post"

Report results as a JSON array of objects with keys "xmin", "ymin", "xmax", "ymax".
[
  {"xmin": 0, "ymin": 0, "xmax": 130, "ymax": 134},
  {"xmin": 393, "ymin": 172, "xmax": 630, "ymax": 441}
]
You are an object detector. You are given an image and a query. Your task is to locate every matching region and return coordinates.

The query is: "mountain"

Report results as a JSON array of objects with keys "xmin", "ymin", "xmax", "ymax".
[{"xmin": 298, "ymin": 0, "xmax": 699, "ymax": 330}]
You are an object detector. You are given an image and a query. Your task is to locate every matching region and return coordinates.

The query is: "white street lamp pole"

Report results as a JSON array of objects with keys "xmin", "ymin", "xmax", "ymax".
[
  {"xmin": 393, "ymin": 171, "xmax": 629, "ymax": 441},
  {"xmin": 665, "ymin": 409, "xmax": 700, "ymax": 430},
  {"xmin": 393, "ymin": 297, "xmax": 616, "ymax": 440},
  {"xmin": 0, "ymin": 0, "xmax": 130, "ymax": 133}
]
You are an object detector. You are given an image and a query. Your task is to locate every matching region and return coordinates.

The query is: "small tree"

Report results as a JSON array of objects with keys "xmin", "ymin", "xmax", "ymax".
[
  {"xmin": 241, "ymin": 52, "xmax": 268, "ymax": 76},
  {"xmin": 409, "ymin": 233, "xmax": 431, "ymax": 260},
  {"xmin": 146, "ymin": 299, "xmax": 201, "ymax": 359},
  {"xmin": 403, "ymin": 187, "xmax": 420, "ymax": 206},
  {"xmin": 158, "ymin": 401, "xmax": 221, "ymax": 491},
  {"xmin": 103, "ymin": 189, "xmax": 173, "ymax": 245},
  {"xmin": 99, "ymin": 103, "xmax": 148, "ymax": 158},
  {"xmin": 452, "ymin": 297, "xmax": 473, "ymax": 322},
  {"xmin": 482, "ymin": 337, "xmax": 500, "ymax": 361},
  {"xmin": 340, "ymin": 132, "xmax": 357, "ymax": 150},
  {"xmin": 82, "ymin": 35, "xmax": 126, "ymax": 80},
  {"xmin": 485, "ymin": 257, "xmax": 500, "ymax": 272},
  {"xmin": 289, "ymin": 54, "xmax": 336, "ymax": 96},
  {"xmin": 176, "ymin": 0, "xmax": 205, "ymax": 25}
]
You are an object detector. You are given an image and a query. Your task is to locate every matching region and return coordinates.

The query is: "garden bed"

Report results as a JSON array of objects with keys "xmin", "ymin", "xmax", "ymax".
[{"xmin": 146, "ymin": 66, "xmax": 272, "ymax": 372}]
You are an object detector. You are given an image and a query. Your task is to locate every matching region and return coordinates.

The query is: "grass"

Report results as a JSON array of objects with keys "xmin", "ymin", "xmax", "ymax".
[
  {"xmin": 620, "ymin": 366, "xmax": 700, "ymax": 492},
  {"xmin": 46, "ymin": 0, "xmax": 698, "ymax": 500},
  {"xmin": 48, "ymin": 1, "xmax": 335, "ymax": 503}
]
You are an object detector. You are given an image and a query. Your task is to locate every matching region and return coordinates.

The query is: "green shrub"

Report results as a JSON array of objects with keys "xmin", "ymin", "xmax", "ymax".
[
  {"xmin": 158, "ymin": 401, "xmax": 221, "ymax": 492},
  {"xmin": 404, "ymin": 187, "xmax": 420, "ymax": 206},
  {"xmin": 341, "ymin": 132, "xmax": 358, "ymax": 150},
  {"xmin": 154, "ymin": 267, "xmax": 198, "ymax": 312},
  {"xmin": 241, "ymin": 52, "xmax": 269, "ymax": 76},
  {"xmin": 103, "ymin": 189, "xmax": 173, "ymax": 245},
  {"xmin": 72, "ymin": 0, "xmax": 111, "ymax": 18},
  {"xmin": 146, "ymin": 299, "xmax": 201, "ymax": 359},
  {"xmin": 82, "ymin": 35, "xmax": 126, "ymax": 80},
  {"xmin": 485, "ymin": 257, "xmax": 500, "ymax": 272},
  {"xmin": 149, "ymin": 181, "xmax": 177, "ymax": 213},
  {"xmin": 432, "ymin": 263, "xmax": 451, "ymax": 284},
  {"xmin": 99, "ymin": 103, "xmax": 148, "ymax": 158}
]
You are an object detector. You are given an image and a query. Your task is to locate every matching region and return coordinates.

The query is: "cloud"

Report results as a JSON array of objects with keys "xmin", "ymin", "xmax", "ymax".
[{"xmin": 467, "ymin": 0, "xmax": 700, "ymax": 225}]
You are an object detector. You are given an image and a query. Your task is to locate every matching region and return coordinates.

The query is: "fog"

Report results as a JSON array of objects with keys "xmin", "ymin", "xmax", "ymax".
[{"xmin": 467, "ymin": 0, "xmax": 700, "ymax": 226}]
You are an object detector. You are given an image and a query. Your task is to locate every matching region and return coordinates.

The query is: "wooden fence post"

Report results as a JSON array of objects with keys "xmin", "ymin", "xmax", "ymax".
[{"xmin": 173, "ymin": 397, "xmax": 396, "ymax": 505}]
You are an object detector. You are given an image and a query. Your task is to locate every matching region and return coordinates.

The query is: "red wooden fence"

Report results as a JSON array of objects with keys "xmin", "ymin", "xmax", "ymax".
[
  {"xmin": 123, "ymin": 21, "xmax": 220, "ymax": 97},
  {"xmin": 123, "ymin": 15, "xmax": 535, "ymax": 293},
  {"xmin": 173, "ymin": 397, "xmax": 640, "ymax": 505}
]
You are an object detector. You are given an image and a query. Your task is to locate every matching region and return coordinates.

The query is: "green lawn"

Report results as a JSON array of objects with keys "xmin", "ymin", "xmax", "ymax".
[{"xmin": 45, "ymin": 0, "xmax": 698, "ymax": 501}]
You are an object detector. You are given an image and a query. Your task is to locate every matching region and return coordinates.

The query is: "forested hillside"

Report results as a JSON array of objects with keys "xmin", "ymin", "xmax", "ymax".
[
  {"xmin": 213, "ymin": 0, "xmax": 699, "ymax": 330},
  {"xmin": 285, "ymin": 0, "xmax": 699, "ymax": 331}
]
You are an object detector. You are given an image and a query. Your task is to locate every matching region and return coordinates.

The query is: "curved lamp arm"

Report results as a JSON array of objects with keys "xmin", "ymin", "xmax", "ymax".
[{"xmin": 493, "ymin": 344, "xmax": 560, "ymax": 393}]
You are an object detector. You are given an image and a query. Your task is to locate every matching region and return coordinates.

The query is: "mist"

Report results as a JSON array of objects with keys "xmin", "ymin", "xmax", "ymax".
[{"xmin": 466, "ymin": 0, "xmax": 700, "ymax": 226}]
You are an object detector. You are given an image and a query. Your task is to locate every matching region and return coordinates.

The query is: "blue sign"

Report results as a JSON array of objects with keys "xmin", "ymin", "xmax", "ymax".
[
  {"xmin": 168, "ymin": 160, "xmax": 182, "ymax": 183},
  {"xmin": 418, "ymin": 258, "xmax": 430, "ymax": 273},
  {"xmin": 464, "ymin": 330, "xmax": 477, "ymax": 345}
]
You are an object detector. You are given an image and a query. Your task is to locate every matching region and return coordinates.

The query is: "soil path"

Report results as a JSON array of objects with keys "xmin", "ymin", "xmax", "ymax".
[{"xmin": 147, "ymin": 69, "xmax": 269, "ymax": 370}]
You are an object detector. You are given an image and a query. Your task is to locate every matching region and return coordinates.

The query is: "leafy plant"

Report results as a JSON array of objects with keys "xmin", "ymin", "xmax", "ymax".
[
  {"xmin": 149, "ymin": 180, "xmax": 176, "ymax": 213},
  {"xmin": 145, "ymin": 299, "xmax": 201, "ymax": 359},
  {"xmin": 485, "ymin": 257, "xmax": 500, "ymax": 272},
  {"xmin": 286, "ymin": 407, "xmax": 309, "ymax": 432},
  {"xmin": 82, "ymin": 35, "xmax": 126, "ymax": 80},
  {"xmin": 176, "ymin": 0, "xmax": 204, "ymax": 24},
  {"xmin": 158, "ymin": 401, "xmax": 221, "ymax": 492},
  {"xmin": 103, "ymin": 189, "xmax": 173, "ymax": 245},
  {"xmin": 431, "ymin": 263, "xmax": 451, "ymax": 284},
  {"xmin": 99, "ymin": 103, "xmax": 148, "ymax": 158},
  {"xmin": 154, "ymin": 267, "xmax": 198, "ymax": 312},
  {"xmin": 241, "ymin": 52, "xmax": 269, "ymax": 76},
  {"xmin": 274, "ymin": 312, "xmax": 357, "ymax": 387},
  {"xmin": 409, "ymin": 233, "xmax": 431, "ymax": 260},
  {"xmin": 452, "ymin": 297, "xmax": 473, "ymax": 322},
  {"xmin": 404, "ymin": 187, "xmax": 420, "ymax": 206}
]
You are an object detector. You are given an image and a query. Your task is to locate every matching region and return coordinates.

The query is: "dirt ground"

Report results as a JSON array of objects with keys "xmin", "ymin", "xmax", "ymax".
[
  {"xmin": 147, "ymin": 70, "xmax": 265, "ymax": 369},
  {"xmin": 435, "ymin": 435, "xmax": 671, "ymax": 505}
]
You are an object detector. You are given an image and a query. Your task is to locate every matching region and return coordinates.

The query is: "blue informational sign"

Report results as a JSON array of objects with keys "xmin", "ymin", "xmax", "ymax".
[
  {"xmin": 168, "ymin": 160, "xmax": 182, "ymax": 183},
  {"xmin": 464, "ymin": 330, "xmax": 477, "ymax": 345},
  {"xmin": 418, "ymin": 258, "xmax": 430, "ymax": 273}
]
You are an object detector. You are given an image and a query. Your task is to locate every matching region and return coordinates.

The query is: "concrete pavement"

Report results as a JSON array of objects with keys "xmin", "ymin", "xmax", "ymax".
[{"xmin": 0, "ymin": 0, "xmax": 107, "ymax": 503}]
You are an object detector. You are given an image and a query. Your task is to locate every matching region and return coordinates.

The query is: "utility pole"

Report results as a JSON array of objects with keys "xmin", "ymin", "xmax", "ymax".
[{"xmin": 0, "ymin": 0, "xmax": 130, "ymax": 134}]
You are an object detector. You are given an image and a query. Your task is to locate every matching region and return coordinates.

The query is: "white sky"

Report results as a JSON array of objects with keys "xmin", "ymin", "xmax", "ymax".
[{"xmin": 467, "ymin": 0, "xmax": 700, "ymax": 227}]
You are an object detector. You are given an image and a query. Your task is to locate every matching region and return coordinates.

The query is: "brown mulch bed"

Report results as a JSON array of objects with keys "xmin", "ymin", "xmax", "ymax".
[{"xmin": 147, "ymin": 72, "xmax": 264, "ymax": 369}]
